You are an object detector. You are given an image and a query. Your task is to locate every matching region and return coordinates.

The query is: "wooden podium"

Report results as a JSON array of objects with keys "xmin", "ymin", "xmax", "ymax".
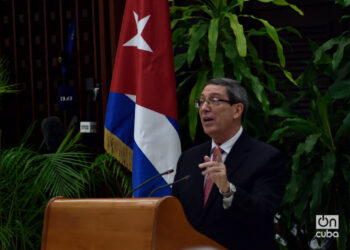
[{"xmin": 41, "ymin": 196, "xmax": 225, "ymax": 250}]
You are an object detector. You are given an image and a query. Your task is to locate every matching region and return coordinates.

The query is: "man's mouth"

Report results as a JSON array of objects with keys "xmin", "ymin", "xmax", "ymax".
[{"xmin": 202, "ymin": 117, "xmax": 214, "ymax": 125}]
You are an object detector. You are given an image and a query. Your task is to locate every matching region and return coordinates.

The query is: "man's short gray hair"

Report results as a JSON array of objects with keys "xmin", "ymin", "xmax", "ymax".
[{"xmin": 204, "ymin": 77, "xmax": 249, "ymax": 120}]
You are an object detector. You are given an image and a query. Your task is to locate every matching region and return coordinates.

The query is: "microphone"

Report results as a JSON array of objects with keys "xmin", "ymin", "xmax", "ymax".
[
  {"xmin": 149, "ymin": 175, "xmax": 190, "ymax": 197},
  {"xmin": 125, "ymin": 169, "xmax": 174, "ymax": 197}
]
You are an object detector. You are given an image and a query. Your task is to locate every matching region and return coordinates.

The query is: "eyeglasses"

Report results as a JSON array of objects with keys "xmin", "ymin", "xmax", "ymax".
[{"xmin": 194, "ymin": 97, "xmax": 235, "ymax": 108}]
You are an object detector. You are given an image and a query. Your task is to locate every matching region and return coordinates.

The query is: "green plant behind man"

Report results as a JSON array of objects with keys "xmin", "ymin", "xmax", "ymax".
[
  {"xmin": 170, "ymin": 0, "xmax": 303, "ymax": 141},
  {"xmin": 270, "ymin": 30, "xmax": 350, "ymax": 249}
]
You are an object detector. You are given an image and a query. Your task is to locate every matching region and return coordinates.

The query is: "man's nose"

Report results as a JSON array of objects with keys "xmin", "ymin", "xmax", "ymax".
[{"xmin": 200, "ymin": 101, "xmax": 210, "ymax": 111}]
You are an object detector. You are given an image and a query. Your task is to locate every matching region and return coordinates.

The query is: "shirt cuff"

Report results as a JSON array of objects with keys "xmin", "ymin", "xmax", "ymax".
[{"xmin": 219, "ymin": 182, "xmax": 236, "ymax": 209}]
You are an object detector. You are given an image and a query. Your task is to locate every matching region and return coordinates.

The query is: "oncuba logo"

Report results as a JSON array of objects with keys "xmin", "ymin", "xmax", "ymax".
[{"xmin": 315, "ymin": 215, "xmax": 339, "ymax": 238}]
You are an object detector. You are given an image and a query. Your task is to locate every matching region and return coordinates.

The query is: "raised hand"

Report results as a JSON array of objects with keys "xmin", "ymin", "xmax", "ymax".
[{"xmin": 199, "ymin": 146, "xmax": 230, "ymax": 193}]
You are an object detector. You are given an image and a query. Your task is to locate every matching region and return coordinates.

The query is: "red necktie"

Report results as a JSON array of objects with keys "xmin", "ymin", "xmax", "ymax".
[{"xmin": 203, "ymin": 147, "xmax": 223, "ymax": 206}]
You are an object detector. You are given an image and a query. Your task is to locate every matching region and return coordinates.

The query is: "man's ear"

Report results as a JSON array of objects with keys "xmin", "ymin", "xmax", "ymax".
[{"xmin": 232, "ymin": 103, "xmax": 244, "ymax": 119}]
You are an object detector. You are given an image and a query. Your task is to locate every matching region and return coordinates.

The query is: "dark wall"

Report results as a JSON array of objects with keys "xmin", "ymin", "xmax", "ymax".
[{"xmin": 0, "ymin": 0, "xmax": 125, "ymax": 148}]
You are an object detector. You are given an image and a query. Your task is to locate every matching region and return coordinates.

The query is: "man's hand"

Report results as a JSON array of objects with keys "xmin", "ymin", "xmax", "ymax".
[{"xmin": 199, "ymin": 146, "xmax": 230, "ymax": 193}]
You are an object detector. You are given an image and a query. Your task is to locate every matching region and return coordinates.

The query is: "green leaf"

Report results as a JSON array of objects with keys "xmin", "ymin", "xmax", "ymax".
[
  {"xmin": 221, "ymin": 39, "xmax": 244, "ymax": 81},
  {"xmin": 316, "ymin": 94, "xmax": 335, "ymax": 152},
  {"xmin": 247, "ymin": 28, "xmax": 266, "ymax": 37},
  {"xmin": 189, "ymin": 70, "xmax": 209, "ymax": 140},
  {"xmin": 335, "ymin": 0, "xmax": 350, "ymax": 8},
  {"xmin": 294, "ymin": 184, "xmax": 312, "ymax": 219},
  {"xmin": 282, "ymin": 118, "xmax": 319, "ymax": 135},
  {"xmin": 269, "ymin": 107, "xmax": 294, "ymax": 117},
  {"xmin": 188, "ymin": 23, "xmax": 208, "ymax": 66},
  {"xmin": 332, "ymin": 36, "xmax": 350, "ymax": 70},
  {"xmin": 329, "ymin": 80, "xmax": 350, "ymax": 99},
  {"xmin": 257, "ymin": 0, "xmax": 304, "ymax": 15},
  {"xmin": 304, "ymin": 134, "xmax": 321, "ymax": 153},
  {"xmin": 221, "ymin": 40, "xmax": 236, "ymax": 62},
  {"xmin": 321, "ymin": 152, "xmax": 335, "ymax": 185},
  {"xmin": 0, "ymin": 58, "xmax": 20, "ymax": 96},
  {"xmin": 314, "ymin": 36, "xmax": 342, "ymax": 64},
  {"xmin": 174, "ymin": 53, "xmax": 187, "ymax": 72},
  {"xmin": 310, "ymin": 172, "xmax": 322, "ymax": 213},
  {"xmin": 277, "ymin": 26, "xmax": 302, "ymax": 38},
  {"xmin": 225, "ymin": 13, "xmax": 247, "ymax": 57},
  {"xmin": 268, "ymin": 126, "xmax": 290, "ymax": 142},
  {"xmin": 0, "ymin": 226, "xmax": 14, "ymax": 249},
  {"xmin": 335, "ymin": 123, "xmax": 350, "ymax": 142},
  {"xmin": 283, "ymin": 173, "xmax": 300, "ymax": 204},
  {"xmin": 172, "ymin": 27, "xmax": 187, "ymax": 46},
  {"xmin": 212, "ymin": 51, "xmax": 224, "ymax": 77},
  {"xmin": 198, "ymin": 4, "xmax": 214, "ymax": 17},
  {"xmin": 335, "ymin": 61, "xmax": 350, "ymax": 83},
  {"xmin": 343, "ymin": 113, "xmax": 350, "ymax": 127},
  {"xmin": 237, "ymin": 0, "xmax": 244, "ymax": 12},
  {"xmin": 250, "ymin": 75, "xmax": 270, "ymax": 112},
  {"xmin": 282, "ymin": 68, "xmax": 298, "ymax": 85},
  {"xmin": 208, "ymin": 17, "xmax": 219, "ymax": 63},
  {"xmin": 291, "ymin": 143, "xmax": 304, "ymax": 172},
  {"xmin": 176, "ymin": 74, "xmax": 193, "ymax": 92},
  {"xmin": 215, "ymin": 0, "xmax": 228, "ymax": 11},
  {"xmin": 208, "ymin": 0, "xmax": 221, "ymax": 10},
  {"xmin": 242, "ymin": 15, "xmax": 285, "ymax": 67},
  {"xmin": 295, "ymin": 57, "xmax": 318, "ymax": 86},
  {"xmin": 170, "ymin": 12, "xmax": 186, "ymax": 29},
  {"xmin": 265, "ymin": 61, "xmax": 297, "ymax": 85},
  {"xmin": 31, "ymin": 152, "xmax": 87, "ymax": 197}
]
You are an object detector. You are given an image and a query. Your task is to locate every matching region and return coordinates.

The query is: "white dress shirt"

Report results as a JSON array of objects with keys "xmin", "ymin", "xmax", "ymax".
[{"xmin": 209, "ymin": 126, "xmax": 243, "ymax": 209}]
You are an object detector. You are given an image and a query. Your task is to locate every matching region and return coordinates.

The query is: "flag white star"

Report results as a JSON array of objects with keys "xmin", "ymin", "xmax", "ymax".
[{"xmin": 123, "ymin": 11, "xmax": 153, "ymax": 52}]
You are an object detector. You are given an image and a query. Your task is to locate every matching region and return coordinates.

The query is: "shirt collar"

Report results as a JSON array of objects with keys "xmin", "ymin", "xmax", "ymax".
[{"xmin": 211, "ymin": 126, "xmax": 243, "ymax": 154}]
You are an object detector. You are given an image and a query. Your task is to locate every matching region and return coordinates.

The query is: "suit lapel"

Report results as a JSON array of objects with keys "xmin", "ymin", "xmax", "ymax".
[{"xmin": 225, "ymin": 131, "xmax": 250, "ymax": 177}]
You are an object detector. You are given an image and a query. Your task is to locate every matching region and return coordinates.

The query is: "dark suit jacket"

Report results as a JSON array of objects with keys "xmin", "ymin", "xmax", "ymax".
[{"xmin": 172, "ymin": 131, "xmax": 286, "ymax": 250}]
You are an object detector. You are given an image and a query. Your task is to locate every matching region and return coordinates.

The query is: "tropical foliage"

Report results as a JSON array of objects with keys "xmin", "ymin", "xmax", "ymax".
[
  {"xmin": 335, "ymin": 0, "xmax": 350, "ymax": 7},
  {"xmin": 0, "ymin": 57, "xmax": 19, "ymax": 147},
  {"xmin": 0, "ymin": 125, "xmax": 131, "ymax": 249},
  {"xmin": 83, "ymin": 152, "xmax": 131, "ymax": 198},
  {"xmin": 270, "ymin": 31, "xmax": 350, "ymax": 249},
  {"xmin": 170, "ymin": 0, "xmax": 303, "ymax": 141},
  {"xmin": 0, "ymin": 57, "xmax": 18, "ymax": 98}
]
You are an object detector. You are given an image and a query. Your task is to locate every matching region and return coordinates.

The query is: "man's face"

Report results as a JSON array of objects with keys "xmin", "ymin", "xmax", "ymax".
[{"xmin": 199, "ymin": 84, "xmax": 242, "ymax": 144}]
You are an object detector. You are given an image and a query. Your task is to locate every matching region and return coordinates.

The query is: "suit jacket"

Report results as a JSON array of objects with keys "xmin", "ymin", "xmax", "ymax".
[{"xmin": 172, "ymin": 131, "xmax": 286, "ymax": 250}]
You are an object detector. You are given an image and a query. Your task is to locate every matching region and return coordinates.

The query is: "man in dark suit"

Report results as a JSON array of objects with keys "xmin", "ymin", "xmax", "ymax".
[{"xmin": 172, "ymin": 78, "xmax": 286, "ymax": 250}]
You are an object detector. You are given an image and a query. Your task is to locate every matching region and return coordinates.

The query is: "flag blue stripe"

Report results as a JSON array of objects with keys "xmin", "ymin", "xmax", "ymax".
[
  {"xmin": 105, "ymin": 92, "xmax": 135, "ymax": 148},
  {"xmin": 166, "ymin": 115, "xmax": 180, "ymax": 136},
  {"xmin": 132, "ymin": 142, "xmax": 171, "ymax": 197}
]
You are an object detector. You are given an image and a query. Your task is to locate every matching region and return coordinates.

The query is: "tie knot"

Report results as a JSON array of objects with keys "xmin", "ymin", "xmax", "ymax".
[
  {"xmin": 212, "ymin": 147, "xmax": 224, "ymax": 161},
  {"xmin": 212, "ymin": 146, "xmax": 224, "ymax": 153}
]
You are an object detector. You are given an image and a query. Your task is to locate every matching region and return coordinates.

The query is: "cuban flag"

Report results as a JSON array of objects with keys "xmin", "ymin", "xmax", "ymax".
[{"xmin": 104, "ymin": 0, "xmax": 181, "ymax": 197}]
